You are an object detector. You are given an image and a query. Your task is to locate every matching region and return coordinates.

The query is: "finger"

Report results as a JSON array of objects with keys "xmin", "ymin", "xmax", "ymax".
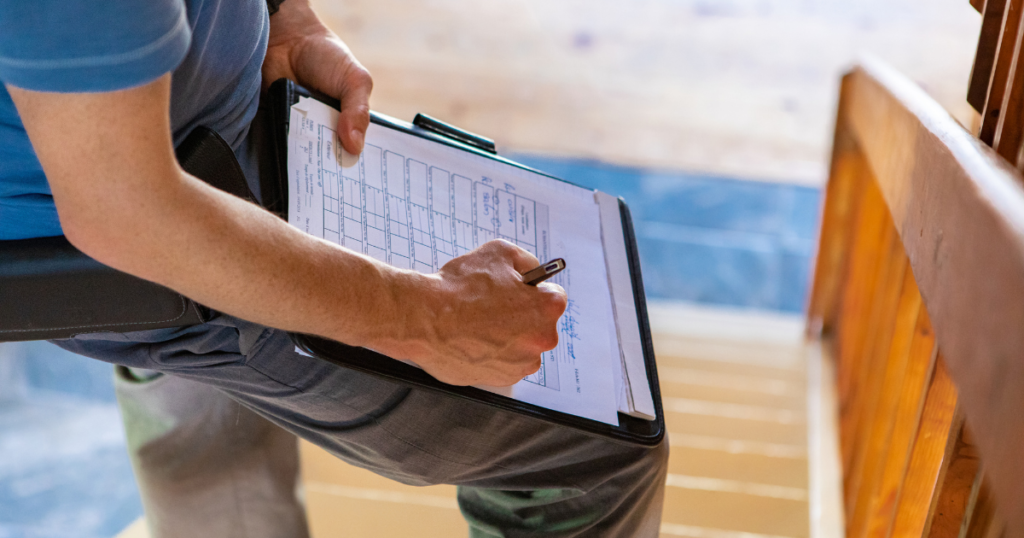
[
  {"xmin": 538, "ymin": 282, "xmax": 568, "ymax": 317},
  {"xmin": 503, "ymin": 241, "xmax": 541, "ymax": 274},
  {"xmin": 335, "ymin": 63, "xmax": 373, "ymax": 155}
]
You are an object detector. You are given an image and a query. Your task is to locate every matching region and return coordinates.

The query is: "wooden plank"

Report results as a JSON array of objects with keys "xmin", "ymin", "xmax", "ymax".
[
  {"xmin": 841, "ymin": 235, "xmax": 908, "ymax": 521},
  {"xmin": 889, "ymin": 357, "xmax": 961, "ymax": 538},
  {"xmin": 807, "ymin": 80, "xmax": 869, "ymax": 337},
  {"xmin": 926, "ymin": 425, "xmax": 982, "ymax": 538},
  {"xmin": 980, "ymin": 0, "xmax": 1024, "ymax": 144},
  {"xmin": 835, "ymin": 187, "xmax": 891, "ymax": 480},
  {"xmin": 970, "ymin": 0, "xmax": 1009, "ymax": 112},
  {"xmin": 845, "ymin": 268, "xmax": 922, "ymax": 538},
  {"xmin": 834, "ymin": 178, "xmax": 888, "ymax": 468},
  {"xmin": 864, "ymin": 307, "xmax": 938, "ymax": 538},
  {"xmin": 993, "ymin": 12, "xmax": 1024, "ymax": 163},
  {"xmin": 842, "ymin": 58, "xmax": 1024, "ymax": 535},
  {"xmin": 973, "ymin": 0, "xmax": 988, "ymax": 13}
]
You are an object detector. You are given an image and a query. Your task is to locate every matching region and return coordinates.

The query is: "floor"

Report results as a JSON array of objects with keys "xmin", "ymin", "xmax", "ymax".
[
  {"xmin": 313, "ymin": 0, "xmax": 981, "ymax": 185},
  {"xmin": 0, "ymin": 345, "xmax": 141, "ymax": 538}
]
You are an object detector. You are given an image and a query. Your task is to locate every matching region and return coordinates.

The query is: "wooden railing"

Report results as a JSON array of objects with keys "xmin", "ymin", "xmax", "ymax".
[{"xmin": 808, "ymin": 57, "xmax": 1024, "ymax": 538}]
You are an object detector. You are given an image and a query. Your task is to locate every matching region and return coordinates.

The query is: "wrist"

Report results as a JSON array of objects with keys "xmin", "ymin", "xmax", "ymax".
[{"xmin": 341, "ymin": 264, "xmax": 444, "ymax": 361}]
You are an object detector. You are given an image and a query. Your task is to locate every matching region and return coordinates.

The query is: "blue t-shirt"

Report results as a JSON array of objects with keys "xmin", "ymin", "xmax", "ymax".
[{"xmin": 0, "ymin": 0, "xmax": 269, "ymax": 239}]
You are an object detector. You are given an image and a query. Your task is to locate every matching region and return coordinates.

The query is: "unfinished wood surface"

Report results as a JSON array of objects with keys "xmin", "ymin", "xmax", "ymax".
[
  {"xmin": 840, "ymin": 58, "xmax": 1024, "ymax": 535},
  {"xmin": 864, "ymin": 308, "xmax": 938, "ymax": 538},
  {"xmin": 888, "ymin": 358, "xmax": 961, "ymax": 538},
  {"xmin": 969, "ymin": 0, "xmax": 1009, "ymax": 111},
  {"xmin": 845, "ymin": 268, "xmax": 921, "ymax": 538},
  {"xmin": 980, "ymin": 0, "xmax": 1024, "ymax": 143}
]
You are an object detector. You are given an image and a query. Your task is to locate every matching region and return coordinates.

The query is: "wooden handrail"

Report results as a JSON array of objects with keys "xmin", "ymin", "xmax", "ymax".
[{"xmin": 810, "ymin": 57, "xmax": 1024, "ymax": 536}]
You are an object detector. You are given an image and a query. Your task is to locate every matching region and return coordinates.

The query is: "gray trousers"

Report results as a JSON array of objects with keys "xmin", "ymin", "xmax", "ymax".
[{"xmin": 56, "ymin": 314, "xmax": 668, "ymax": 537}]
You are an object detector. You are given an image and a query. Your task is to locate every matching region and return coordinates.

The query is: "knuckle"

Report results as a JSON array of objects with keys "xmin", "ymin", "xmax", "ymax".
[
  {"xmin": 521, "ymin": 356, "xmax": 542, "ymax": 377},
  {"xmin": 358, "ymin": 67, "xmax": 374, "ymax": 89},
  {"xmin": 496, "ymin": 239, "xmax": 518, "ymax": 254},
  {"xmin": 549, "ymin": 289, "xmax": 568, "ymax": 313}
]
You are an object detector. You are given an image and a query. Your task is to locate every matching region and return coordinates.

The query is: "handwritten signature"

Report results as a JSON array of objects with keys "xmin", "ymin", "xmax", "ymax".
[{"xmin": 559, "ymin": 298, "xmax": 581, "ymax": 361}]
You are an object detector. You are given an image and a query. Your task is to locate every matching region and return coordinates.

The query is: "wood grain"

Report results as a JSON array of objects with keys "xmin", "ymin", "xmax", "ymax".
[
  {"xmin": 841, "ymin": 57, "xmax": 1024, "ymax": 536},
  {"xmin": 993, "ymin": 11, "xmax": 1024, "ymax": 163},
  {"xmin": 889, "ymin": 358, "xmax": 961, "ymax": 538},
  {"xmin": 980, "ymin": 0, "xmax": 1024, "ymax": 144},
  {"xmin": 970, "ymin": 0, "xmax": 1009, "ymax": 112},
  {"xmin": 834, "ymin": 179, "xmax": 889, "ymax": 476},
  {"xmin": 845, "ymin": 268, "xmax": 922, "ymax": 538},
  {"xmin": 864, "ymin": 308, "xmax": 938, "ymax": 538},
  {"xmin": 841, "ymin": 232, "xmax": 908, "ymax": 520}
]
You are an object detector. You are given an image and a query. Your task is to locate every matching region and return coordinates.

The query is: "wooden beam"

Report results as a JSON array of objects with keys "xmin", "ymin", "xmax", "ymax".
[
  {"xmin": 865, "ymin": 309, "xmax": 938, "ymax": 538},
  {"xmin": 842, "ymin": 57, "xmax": 1024, "ymax": 537},
  {"xmin": 889, "ymin": 358, "xmax": 961, "ymax": 538},
  {"xmin": 842, "ymin": 236, "xmax": 908, "ymax": 521},
  {"xmin": 970, "ymin": 0, "xmax": 1009, "ymax": 112},
  {"xmin": 973, "ymin": 0, "xmax": 988, "ymax": 14},
  {"xmin": 807, "ymin": 81, "xmax": 869, "ymax": 337},
  {"xmin": 980, "ymin": 0, "xmax": 1024, "ymax": 144},
  {"xmin": 846, "ymin": 270, "xmax": 923, "ymax": 538},
  {"xmin": 992, "ymin": 8, "xmax": 1024, "ymax": 163}
]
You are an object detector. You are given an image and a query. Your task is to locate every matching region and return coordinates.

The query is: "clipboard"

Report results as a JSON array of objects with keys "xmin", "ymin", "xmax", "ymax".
[{"xmin": 263, "ymin": 79, "xmax": 665, "ymax": 447}]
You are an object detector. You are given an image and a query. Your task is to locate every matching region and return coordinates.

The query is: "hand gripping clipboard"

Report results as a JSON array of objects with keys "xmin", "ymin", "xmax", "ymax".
[{"xmin": 264, "ymin": 79, "xmax": 665, "ymax": 447}]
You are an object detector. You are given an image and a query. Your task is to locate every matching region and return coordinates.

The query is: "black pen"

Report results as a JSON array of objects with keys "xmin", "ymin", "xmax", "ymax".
[{"xmin": 521, "ymin": 258, "xmax": 566, "ymax": 286}]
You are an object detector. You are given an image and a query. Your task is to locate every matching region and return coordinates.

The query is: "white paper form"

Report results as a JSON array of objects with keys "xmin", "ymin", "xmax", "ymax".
[{"xmin": 287, "ymin": 97, "xmax": 621, "ymax": 425}]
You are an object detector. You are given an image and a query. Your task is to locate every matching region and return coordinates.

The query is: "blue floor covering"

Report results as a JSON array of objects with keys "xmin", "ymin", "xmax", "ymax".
[{"xmin": 0, "ymin": 156, "xmax": 821, "ymax": 537}]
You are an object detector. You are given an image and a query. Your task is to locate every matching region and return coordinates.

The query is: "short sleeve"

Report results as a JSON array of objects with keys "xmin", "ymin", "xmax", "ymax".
[{"xmin": 0, "ymin": 0, "xmax": 191, "ymax": 92}]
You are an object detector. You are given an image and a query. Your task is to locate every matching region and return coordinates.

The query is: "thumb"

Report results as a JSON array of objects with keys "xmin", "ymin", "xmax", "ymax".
[{"xmin": 335, "ymin": 63, "xmax": 373, "ymax": 155}]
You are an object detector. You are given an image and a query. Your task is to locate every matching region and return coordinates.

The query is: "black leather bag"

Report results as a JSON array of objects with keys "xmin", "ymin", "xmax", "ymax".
[{"xmin": 0, "ymin": 127, "xmax": 254, "ymax": 342}]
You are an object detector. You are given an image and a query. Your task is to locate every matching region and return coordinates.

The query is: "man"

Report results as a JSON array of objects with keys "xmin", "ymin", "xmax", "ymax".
[{"xmin": 0, "ymin": 0, "xmax": 668, "ymax": 536}]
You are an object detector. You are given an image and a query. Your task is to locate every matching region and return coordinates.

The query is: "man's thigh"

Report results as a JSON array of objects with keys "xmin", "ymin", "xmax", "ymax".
[{"xmin": 56, "ymin": 315, "xmax": 663, "ymax": 492}]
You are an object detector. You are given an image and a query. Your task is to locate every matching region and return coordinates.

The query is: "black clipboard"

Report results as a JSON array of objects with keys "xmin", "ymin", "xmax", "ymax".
[{"xmin": 264, "ymin": 79, "xmax": 665, "ymax": 447}]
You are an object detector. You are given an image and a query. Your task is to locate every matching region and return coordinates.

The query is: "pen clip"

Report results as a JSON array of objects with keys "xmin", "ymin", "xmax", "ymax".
[{"xmin": 413, "ymin": 113, "xmax": 498, "ymax": 154}]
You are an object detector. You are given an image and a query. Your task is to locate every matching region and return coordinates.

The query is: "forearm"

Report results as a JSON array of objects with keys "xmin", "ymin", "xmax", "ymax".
[{"xmin": 80, "ymin": 167, "xmax": 432, "ymax": 350}]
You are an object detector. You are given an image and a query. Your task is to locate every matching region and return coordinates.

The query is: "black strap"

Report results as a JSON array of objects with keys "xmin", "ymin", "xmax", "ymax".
[{"xmin": 266, "ymin": 0, "xmax": 287, "ymax": 16}]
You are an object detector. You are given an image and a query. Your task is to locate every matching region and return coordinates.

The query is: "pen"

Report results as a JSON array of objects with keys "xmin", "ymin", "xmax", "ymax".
[{"xmin": 522, "ymin": 258, "xmax": 567, "ymax": 286}]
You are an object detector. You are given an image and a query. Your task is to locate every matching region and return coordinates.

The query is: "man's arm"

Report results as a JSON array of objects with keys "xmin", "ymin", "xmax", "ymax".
[{"xmin": 7, "ymin": 73, "xmax": 565, "ymax": 387}]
